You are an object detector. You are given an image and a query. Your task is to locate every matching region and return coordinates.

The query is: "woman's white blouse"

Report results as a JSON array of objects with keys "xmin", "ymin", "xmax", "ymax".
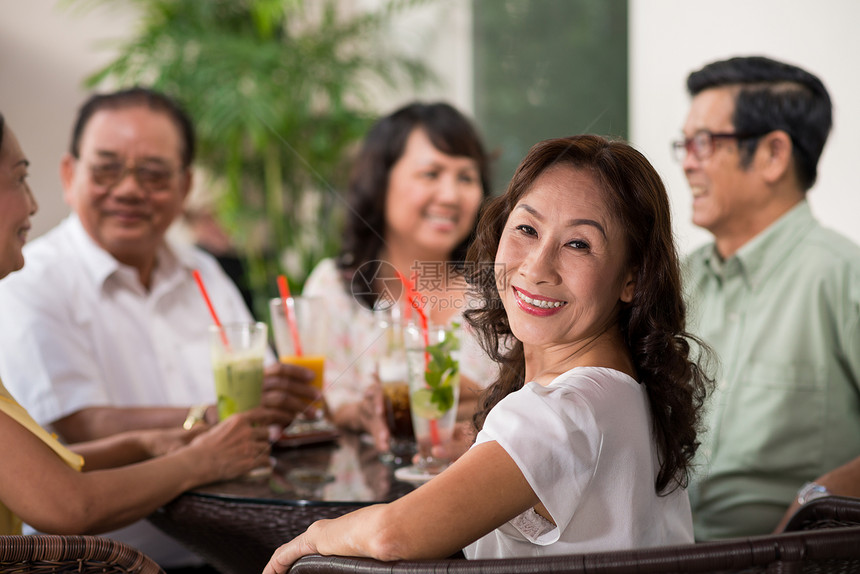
[{"xmin": 465, "ymin": 366, "xmax": 694, "ymax": 558}]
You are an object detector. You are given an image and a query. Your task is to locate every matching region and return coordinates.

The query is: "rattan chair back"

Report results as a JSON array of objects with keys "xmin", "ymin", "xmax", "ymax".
[{"xmin": 0, "ymin": 534, "xmax": 164, "ymax": 574}]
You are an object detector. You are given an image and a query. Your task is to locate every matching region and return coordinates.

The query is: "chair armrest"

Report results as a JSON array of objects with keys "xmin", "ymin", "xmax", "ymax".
[
  {"xmin": 783, "ymin": 494, "xmax": 860, "ymax": 531},
  {"xmin": 289, "ymin": 525, "xmax": 860, "ymax": 574}
]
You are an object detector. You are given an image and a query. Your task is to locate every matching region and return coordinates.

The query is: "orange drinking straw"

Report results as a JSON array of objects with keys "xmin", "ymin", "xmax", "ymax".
[
  {"xmin": 192, "ymin": 269, "xmax": 230, "ymax": 350},
  {"xmin": 277, "ymin": 275, "xmax": 304, "ymax": 356},
  {"xmin": 395, "ymin": 270, "xmax": 440, "ymax": 447}
]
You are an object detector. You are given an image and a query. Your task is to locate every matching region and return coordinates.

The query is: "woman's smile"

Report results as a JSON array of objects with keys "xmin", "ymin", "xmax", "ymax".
[{"xmin": 512, "ymin": 286, "xmax": 567, "ymax": 316}]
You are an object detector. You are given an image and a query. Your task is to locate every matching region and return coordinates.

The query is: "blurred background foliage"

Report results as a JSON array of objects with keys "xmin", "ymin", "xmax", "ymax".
[
  {"xmin": 62, "ymin": 0, "xmax": 629, "ymax": 317},
  {"xmin": 66, "ymin": 0, "xmax": 434, "ymax": 318}
]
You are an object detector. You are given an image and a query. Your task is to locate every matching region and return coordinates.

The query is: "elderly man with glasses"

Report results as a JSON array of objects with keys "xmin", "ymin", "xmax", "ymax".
[
  {"xmin": 675, "ymin": 56, "xmax": 860, "ymax": 541},
  {"xmin": 0, "ymin": 87, "xmax": 318, "ymax": 571}
]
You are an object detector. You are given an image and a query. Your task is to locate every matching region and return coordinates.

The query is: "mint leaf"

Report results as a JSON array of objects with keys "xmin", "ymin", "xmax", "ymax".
[
  {"xmin": 422, "ymin": 324, "xmax": 460, "ymax": 414},
  {"xmin": 431, "ymin": 384, "xmax": 455, "ymax": 412}
]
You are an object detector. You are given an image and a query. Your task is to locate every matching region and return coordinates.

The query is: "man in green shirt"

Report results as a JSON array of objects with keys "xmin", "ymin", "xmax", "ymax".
[{"xmin": 676, "ymin": 56, "xmax": 860, "ymax": 540}]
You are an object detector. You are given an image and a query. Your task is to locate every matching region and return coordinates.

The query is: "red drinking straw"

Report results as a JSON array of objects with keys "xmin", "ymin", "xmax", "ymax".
[
  {"xmin": 395, "ymin": 271, "xmax": 429, "ymax": 347},
  {"xmin": 192, "ymin": 269, "xmax": 230, "ymax": 350},
  {"xmin": 277, "ymin": 275, "xmax": 304, "ymax": 356},
  {"xmin": 395, "ymin": 270, "xmax": 440, "ymax": 447}
]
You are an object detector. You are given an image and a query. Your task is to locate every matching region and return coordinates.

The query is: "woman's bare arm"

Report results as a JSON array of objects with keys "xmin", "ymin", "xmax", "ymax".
[
  {"xmin": 264, "ymin": 441, "xmax": 539, "ymax": 574},
  {"xmin": 0, "ymin": 410, "xmax": 269, "ymax": 534},
  {"xmin": 69, "ymin": 426, "xmax": 203, "ymax": 470}
]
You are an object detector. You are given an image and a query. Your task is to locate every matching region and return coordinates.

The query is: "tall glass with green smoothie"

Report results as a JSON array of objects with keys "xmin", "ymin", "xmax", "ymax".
[{"xmin": 209, "ymin": 322, "xmax": 267, "ymax": 420}]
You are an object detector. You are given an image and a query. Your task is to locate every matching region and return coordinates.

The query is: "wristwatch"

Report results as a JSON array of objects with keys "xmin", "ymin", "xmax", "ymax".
[
  {"xmin": 182, "ymin": 404, "xmax": 210, "ymax": 430},
  {"xmin": 797, "ymin": 481, "xmax": 831, "ymax": 505}
]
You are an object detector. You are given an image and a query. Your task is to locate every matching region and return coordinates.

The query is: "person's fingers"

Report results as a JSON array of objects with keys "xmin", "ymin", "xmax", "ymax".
[
  {"xmin": 361, "ymin": 383, "xmax": 386, "ymax": 419},
  {"xmin": 368, "ymin": 413, "xmax": 390, "ymax": 453},
  {"xmin": 264, "ymin": 361, "xmax": 315, "ymax": 382},
  {"xmin": 244, "ymin": 406, "xmax": 297, "ymax": 428},
  {"xmin": 260, "ymin": 389, "xmax": 306, "ymax": 412},
  {"xmin": 223, "ymin": 407, "xmax": 287, "ymax": 433},
  {"xmin": 261, "ymin": 373, "xmax": 324, "ymax": 424},
  {"xmin": 266, "ymin": 424, "xmax": 283, "ymax": 442},
  {"xmin": 260, "ymin": 387, "xmax": 324, "ymax": 421},
  {"xmin": 430, "ymin": 443, "xmax": 448, "ymax": 460},
  {"xmin": 263, "ymin": 378, "xmax": 320, "ymax": 403},
  {"xmin": 372, "ymin": 387, "xmax": 385, "ymax": 416},
  {"xmin": 426, "ymin": 423, "xmax": 473, "ymax": 461},
  {"xmin": 263, "ymin": 546, "xmax": 292, "ymax": 574},
  {"xmin": 263, "ymin": 533, "xmax": 317, "ymax": 574},
  {"xmin": 358, "ymin": 384, "xmax": 391, "ymax": 451},
  {"xmin": 248, "ymin": 420, "xmax": 271, "ymax": 441}
]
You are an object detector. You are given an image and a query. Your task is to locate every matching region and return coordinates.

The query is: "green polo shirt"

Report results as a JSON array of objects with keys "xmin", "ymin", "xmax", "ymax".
[{"xmin": 683, "ymin": 200, "xmax": 860, "ymax": 540}]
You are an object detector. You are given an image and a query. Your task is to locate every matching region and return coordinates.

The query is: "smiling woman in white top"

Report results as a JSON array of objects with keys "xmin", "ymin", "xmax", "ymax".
[
  {"xmin": 302, "ymin": 102, "xmax": 497, "ymax": 451},
  {"xmin": 264, "ymin": 135, "xmax": 714, "ymax": 571}
]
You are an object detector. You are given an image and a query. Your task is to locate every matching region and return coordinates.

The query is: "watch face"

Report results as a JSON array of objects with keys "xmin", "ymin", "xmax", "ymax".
[{"xmin": 798, "ymin": 482, "xmax": 830, "ymax": 505}]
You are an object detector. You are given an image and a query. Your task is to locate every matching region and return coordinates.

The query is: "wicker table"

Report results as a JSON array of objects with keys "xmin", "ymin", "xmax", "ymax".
[{"xmin": 148, "ymin": 432, "xmax": 415, "ymax": 574}]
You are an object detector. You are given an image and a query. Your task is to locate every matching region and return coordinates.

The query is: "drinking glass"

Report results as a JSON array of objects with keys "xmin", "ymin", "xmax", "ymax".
[
  {"xmin": 270, "ymin": 296, "xmax": 328, "ymax": 429},
  {"xmin": 209, "ymin": 322, "xmax": 267, "ymax": 420},
  {"xmin": 400, "ymin": 321, "xmax": 461, "ymax": 477},
  {"xmin": 373, "ymin": 310, "xmax": 415, "ymax": 464}
]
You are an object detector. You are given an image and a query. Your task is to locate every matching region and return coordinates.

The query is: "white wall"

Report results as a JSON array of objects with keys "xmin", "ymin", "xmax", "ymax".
[
  {"xmin": 0, "ymin": 1, "xmax": 138, "ymax": 238},
  {"xmin": 630, "ymin": 0, "xmax": 860, "ymax": 255},
  {"xmin": 359, "ymin": 0, "xmax": 474, "ymax": 114}
]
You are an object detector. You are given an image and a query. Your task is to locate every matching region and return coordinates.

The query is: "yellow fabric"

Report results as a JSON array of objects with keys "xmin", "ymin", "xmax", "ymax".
[{"xmin": 0, "ymin": 376, "xmax": 83, "ymax": 534}]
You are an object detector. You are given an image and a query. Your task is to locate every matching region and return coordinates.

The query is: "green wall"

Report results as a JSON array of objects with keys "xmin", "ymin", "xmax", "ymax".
[{"xmin": 473, "ymin": 0, "xmax": 629, "ymax": 191}]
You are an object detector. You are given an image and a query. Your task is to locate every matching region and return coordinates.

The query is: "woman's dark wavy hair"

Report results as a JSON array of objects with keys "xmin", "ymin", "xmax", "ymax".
[
  {"xmin": 0, "ymin": 113, "xmax": 6, "ymax": 153},
  {"xmin": 465, "ymin": 135, "xmax": 713, "ymax": 494},
  {"xmin": 337, "ymin": 102, "xmax": 492, "ymax": 308}
]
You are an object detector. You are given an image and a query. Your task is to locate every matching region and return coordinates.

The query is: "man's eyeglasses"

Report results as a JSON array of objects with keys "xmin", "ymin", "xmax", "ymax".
[
  {"xmin": 87, "ymin": 161, "xmax": 178, "ymax": 193},
  {"xmin": 671, "ymin": 131, "xmax": 763, "ymax": 162}
]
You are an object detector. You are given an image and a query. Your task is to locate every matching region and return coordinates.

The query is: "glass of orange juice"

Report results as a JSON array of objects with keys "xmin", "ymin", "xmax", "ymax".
[{"xmin": 269, "ymin": 296, "xmax": 328, "ymax": 426}]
